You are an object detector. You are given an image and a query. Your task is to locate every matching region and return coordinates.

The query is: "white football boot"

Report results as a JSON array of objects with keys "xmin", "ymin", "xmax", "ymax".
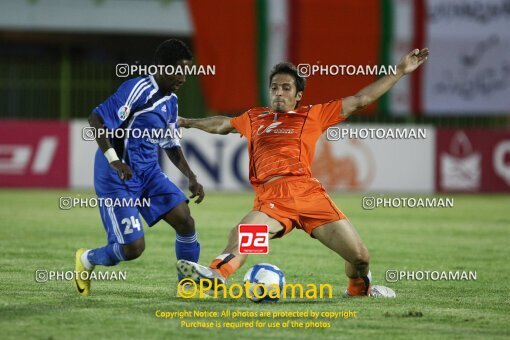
[
  {"xmin": 176, "ymin": 260, "xmax": 226, "ymax": 289},
  {"xmin": 343, "ymin": 271, "xmax": 396, "ymax": 298},
  {"xmin": 368, "ymin": 285, "xmax": 396, "ymax": 298}
]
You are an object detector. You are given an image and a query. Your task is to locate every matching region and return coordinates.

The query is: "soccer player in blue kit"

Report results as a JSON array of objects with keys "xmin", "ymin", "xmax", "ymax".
[{"xmin": 74, "ymin": 39, "xmax": 204, "ymax": 296}]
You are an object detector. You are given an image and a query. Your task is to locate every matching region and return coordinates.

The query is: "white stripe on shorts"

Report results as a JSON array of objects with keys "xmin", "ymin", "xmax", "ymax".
[{"xmin": 107, "ymin": 206, "xmax": 125, "ymax": 244}]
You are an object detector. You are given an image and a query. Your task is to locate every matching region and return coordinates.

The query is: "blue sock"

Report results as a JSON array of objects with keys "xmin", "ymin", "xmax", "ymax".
[
  {"xmin": 87, "ymin": 243, "xmax": 126, "ymax": 267},
  {"xmin": 175, "ymin": 231, "xmax": 200, "ymax": 281}
]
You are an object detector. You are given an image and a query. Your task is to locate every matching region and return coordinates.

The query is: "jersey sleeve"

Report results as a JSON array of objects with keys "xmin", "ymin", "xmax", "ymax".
[
  {"xmin": 159, "ymin": 98, "xmax": 181, "ymax": 149},
  {"xmin": 93, "ymin": 77, "xmax": 150, "ymax": 129},
  {"xmin": 314, "ymin": 99, "xmax": 346, "ymax": 131},
  {"xmin": 230, "ymin": 111, "xmax": 251, "ymax": 138}
]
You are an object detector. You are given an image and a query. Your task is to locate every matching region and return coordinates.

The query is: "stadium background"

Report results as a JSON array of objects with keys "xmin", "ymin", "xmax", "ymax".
[
  {"xmin": 1, "ymin": 0, "xmax": 509, "ymax": 193},
  {"xmin": 1, "ymin": 1, "xmax": 510, "ymax": 339}
]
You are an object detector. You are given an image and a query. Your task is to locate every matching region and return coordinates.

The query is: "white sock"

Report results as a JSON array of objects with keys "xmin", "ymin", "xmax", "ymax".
[{"xmin": 81, "ymin": 250, "xmax": 94, "ymax": 270}]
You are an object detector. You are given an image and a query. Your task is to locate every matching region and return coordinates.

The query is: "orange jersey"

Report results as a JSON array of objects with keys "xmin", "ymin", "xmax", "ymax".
[{"xmin": 230, "ymin": 100, "xmax": 345, "ymax": 185}]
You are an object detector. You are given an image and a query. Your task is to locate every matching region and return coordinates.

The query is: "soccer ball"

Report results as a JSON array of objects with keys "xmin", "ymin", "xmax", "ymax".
[{"xmin": 243, "ymin": 263, "xmax": 285, "ymax": 303}]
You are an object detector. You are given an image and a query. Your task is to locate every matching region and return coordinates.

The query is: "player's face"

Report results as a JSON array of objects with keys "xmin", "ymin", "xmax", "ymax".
[
  {"xmin": 160, "ymin": 59, "xmax": 192, "ymax": 93},
  {"xmin": 269, "ymin": 74, "xmax": 303, "ymax": 112}
]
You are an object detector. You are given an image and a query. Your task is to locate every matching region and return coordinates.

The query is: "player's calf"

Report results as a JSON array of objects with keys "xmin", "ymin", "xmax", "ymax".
[
  {"xmin": 345, "ymin": 252, "xmax": 371, "ymax": 296},
  {"xmin": 350, "ymin": 254, "xmax": 370, "ymax": 277},
  {"xmin": 208, "ymin": 213, "xmax": 283, "ymax": 279},
  {"xmin": 122, "ymin": 237, "xmax": 145, "ymax": 260},
  {"xmin": 81, "ymin": 237, "xmax": 144, "ymax": 271},
  {"xmin": 163, "ymin": 203, "xmax": 201, "ymax": 280},
  {"xmin": 206, "ymin": 225, "xmax": 250, "ymax": 279}
]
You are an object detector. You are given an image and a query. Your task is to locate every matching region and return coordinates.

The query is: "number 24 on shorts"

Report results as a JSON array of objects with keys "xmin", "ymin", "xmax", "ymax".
[{"xmin": 122, "ymin": 216, "xmax": 141, "ymax": 235}]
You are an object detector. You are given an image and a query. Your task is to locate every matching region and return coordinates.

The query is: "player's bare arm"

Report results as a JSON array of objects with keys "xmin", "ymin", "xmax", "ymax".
[
  {"xmin": 165, "ymin": 147, "xmax": 205, "ymax": 203},
  {"xmin": 341, "ymin": 48, "xmax": 429, "ymax": 117},
  {"xmin": 179, "ymin": 116, "xmax": 236, "ymax": 135},
  {"xmin": 88, "ymin": 112, "xmax": 132, "ymax": 180}
]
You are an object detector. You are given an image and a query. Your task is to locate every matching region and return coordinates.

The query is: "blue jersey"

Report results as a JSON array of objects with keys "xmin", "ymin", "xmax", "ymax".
[{"xmin": 93, "ymin": 75, "xmax": 181, "ymax": 194}]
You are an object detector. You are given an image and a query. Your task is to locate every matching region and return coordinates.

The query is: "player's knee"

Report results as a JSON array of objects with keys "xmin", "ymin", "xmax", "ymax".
[
  {"xmin": 173, "ymin": 215, "xmax": 195, "ymax": 234},
  {"xmin": 123, "ymin": 239, "xmax": 145, "ymax": 260}
]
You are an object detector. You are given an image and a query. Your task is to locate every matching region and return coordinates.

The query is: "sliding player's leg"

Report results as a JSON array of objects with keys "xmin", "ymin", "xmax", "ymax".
[
  {"xmin": 311, "ymin": 219, "xmax": 396, "ymax": 298},
  {"xmin": 293, "ymin": 178, "xmax": 392, "ymax": 297},
  {"xmin": 177, "ymin": 210, "xmax": 285, "ymax": 284},
  {"xmin": 209, "ymin": 211, "xmax": 285, "ymax": 278},
  {"xmin": 311, "ymin": 219, "xmax": 371, "ymax": 296}
]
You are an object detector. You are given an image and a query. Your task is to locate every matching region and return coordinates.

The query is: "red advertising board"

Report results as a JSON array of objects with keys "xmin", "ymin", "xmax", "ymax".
[
  {"xmin": 436, "ymin": 129, "xmax": 510, "ymax": 192},
  {"xmin": 0, "ymin": 120, "xmax": 69, "ymax": 188}
]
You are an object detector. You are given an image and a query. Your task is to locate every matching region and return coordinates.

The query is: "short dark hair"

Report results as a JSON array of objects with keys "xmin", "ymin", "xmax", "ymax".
[
  {"xmin": 269, "ymin": 62, "xmax": 306, "ymax": 93},
  {"xmin": 154, "ymin": 39, "xmax": 193, "ymax": 66}
]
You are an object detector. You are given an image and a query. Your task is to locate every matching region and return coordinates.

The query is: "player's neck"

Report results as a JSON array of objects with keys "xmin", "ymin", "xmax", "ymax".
[
  {"xmin": 271, "ymin": 105, "xmax": 298, "ymax": 113},
  {"xmin": 153, "ymin": 75, "xmax": 173, "ymax": 95},
  {"xmin": 273, "ymin": 108, "xmax": 297, "ymax": 114}
]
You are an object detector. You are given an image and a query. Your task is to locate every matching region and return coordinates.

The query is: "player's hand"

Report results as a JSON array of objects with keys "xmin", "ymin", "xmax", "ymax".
[
  {"xmin": 110, "ymin": 160, "xmax": 133, "ymax": 181},
  {"xmin": 397, "ymin": 48, "xmax": 429, "ymax": 75},
  {"xmin": 188, "ymin": 176, "xmax": 205, "ymax": 204},
  {"xmin": 178, "ymin": 117, "xmax": 189, "ymax": 128}
]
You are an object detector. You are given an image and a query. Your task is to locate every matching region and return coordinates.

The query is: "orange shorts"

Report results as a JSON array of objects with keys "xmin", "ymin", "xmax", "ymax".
[{"xmin": 252, "ymin": 176, "xmax": 346, "ymax": 237}]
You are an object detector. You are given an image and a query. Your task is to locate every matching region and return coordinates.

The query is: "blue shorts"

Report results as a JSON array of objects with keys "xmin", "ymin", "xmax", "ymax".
[{"xmin": 97, "ymin": 171, "xmax": 188, "ymax": 245}]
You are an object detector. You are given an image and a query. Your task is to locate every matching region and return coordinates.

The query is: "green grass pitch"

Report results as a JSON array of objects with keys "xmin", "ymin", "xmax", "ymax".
[{"xmin": 1, "ymin": 190, "xmax": 509, "ymax": 339}]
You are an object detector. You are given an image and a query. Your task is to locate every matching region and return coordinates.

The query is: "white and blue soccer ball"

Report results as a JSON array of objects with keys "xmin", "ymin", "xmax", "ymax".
[{"xmin": 243, "ymin": 263, "xmax": 285, "ymax": 303}]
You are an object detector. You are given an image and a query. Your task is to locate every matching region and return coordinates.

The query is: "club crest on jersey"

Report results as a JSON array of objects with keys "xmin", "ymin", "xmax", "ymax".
[
  {"xmin": 257, "ymin": 122, "xmax": 294, "ymax": 135},
  {"xmin": 117, "ymin": 105, "xmax": 130, "ymax": 121},
  {"xmin": 161, "ymin": 105, "xmax": 167, "ymax": 112}
]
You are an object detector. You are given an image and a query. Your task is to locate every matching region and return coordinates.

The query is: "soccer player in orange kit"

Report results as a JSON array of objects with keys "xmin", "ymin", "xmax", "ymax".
[{"xmin": 177, "ymin": 48, "xmax": 429, "ymax": 297}]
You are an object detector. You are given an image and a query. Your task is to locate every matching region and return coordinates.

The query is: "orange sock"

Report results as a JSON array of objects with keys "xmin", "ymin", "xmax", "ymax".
[
  {"xmin": 209, "ymin": 254, "xmax": 242, "ymax": 279},
  {"xmin": 347, "ymin": 277, "xmax": 370, "ymax": 296}
]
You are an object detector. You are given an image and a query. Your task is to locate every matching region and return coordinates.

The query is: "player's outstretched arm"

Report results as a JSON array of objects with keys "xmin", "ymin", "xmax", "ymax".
[
  {"xmin": 179, "ymin": 116, "xmax": 236, "ymax": 135},
  {"xmin": 341, "ymin": 48, "xmax": 429, "ymax": 117}
]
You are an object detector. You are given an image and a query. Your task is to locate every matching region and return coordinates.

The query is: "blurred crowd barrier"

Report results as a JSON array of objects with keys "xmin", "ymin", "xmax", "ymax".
[{"xmin": 1, "ymin": 120, "xmax": 509, "ymax": 192}]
